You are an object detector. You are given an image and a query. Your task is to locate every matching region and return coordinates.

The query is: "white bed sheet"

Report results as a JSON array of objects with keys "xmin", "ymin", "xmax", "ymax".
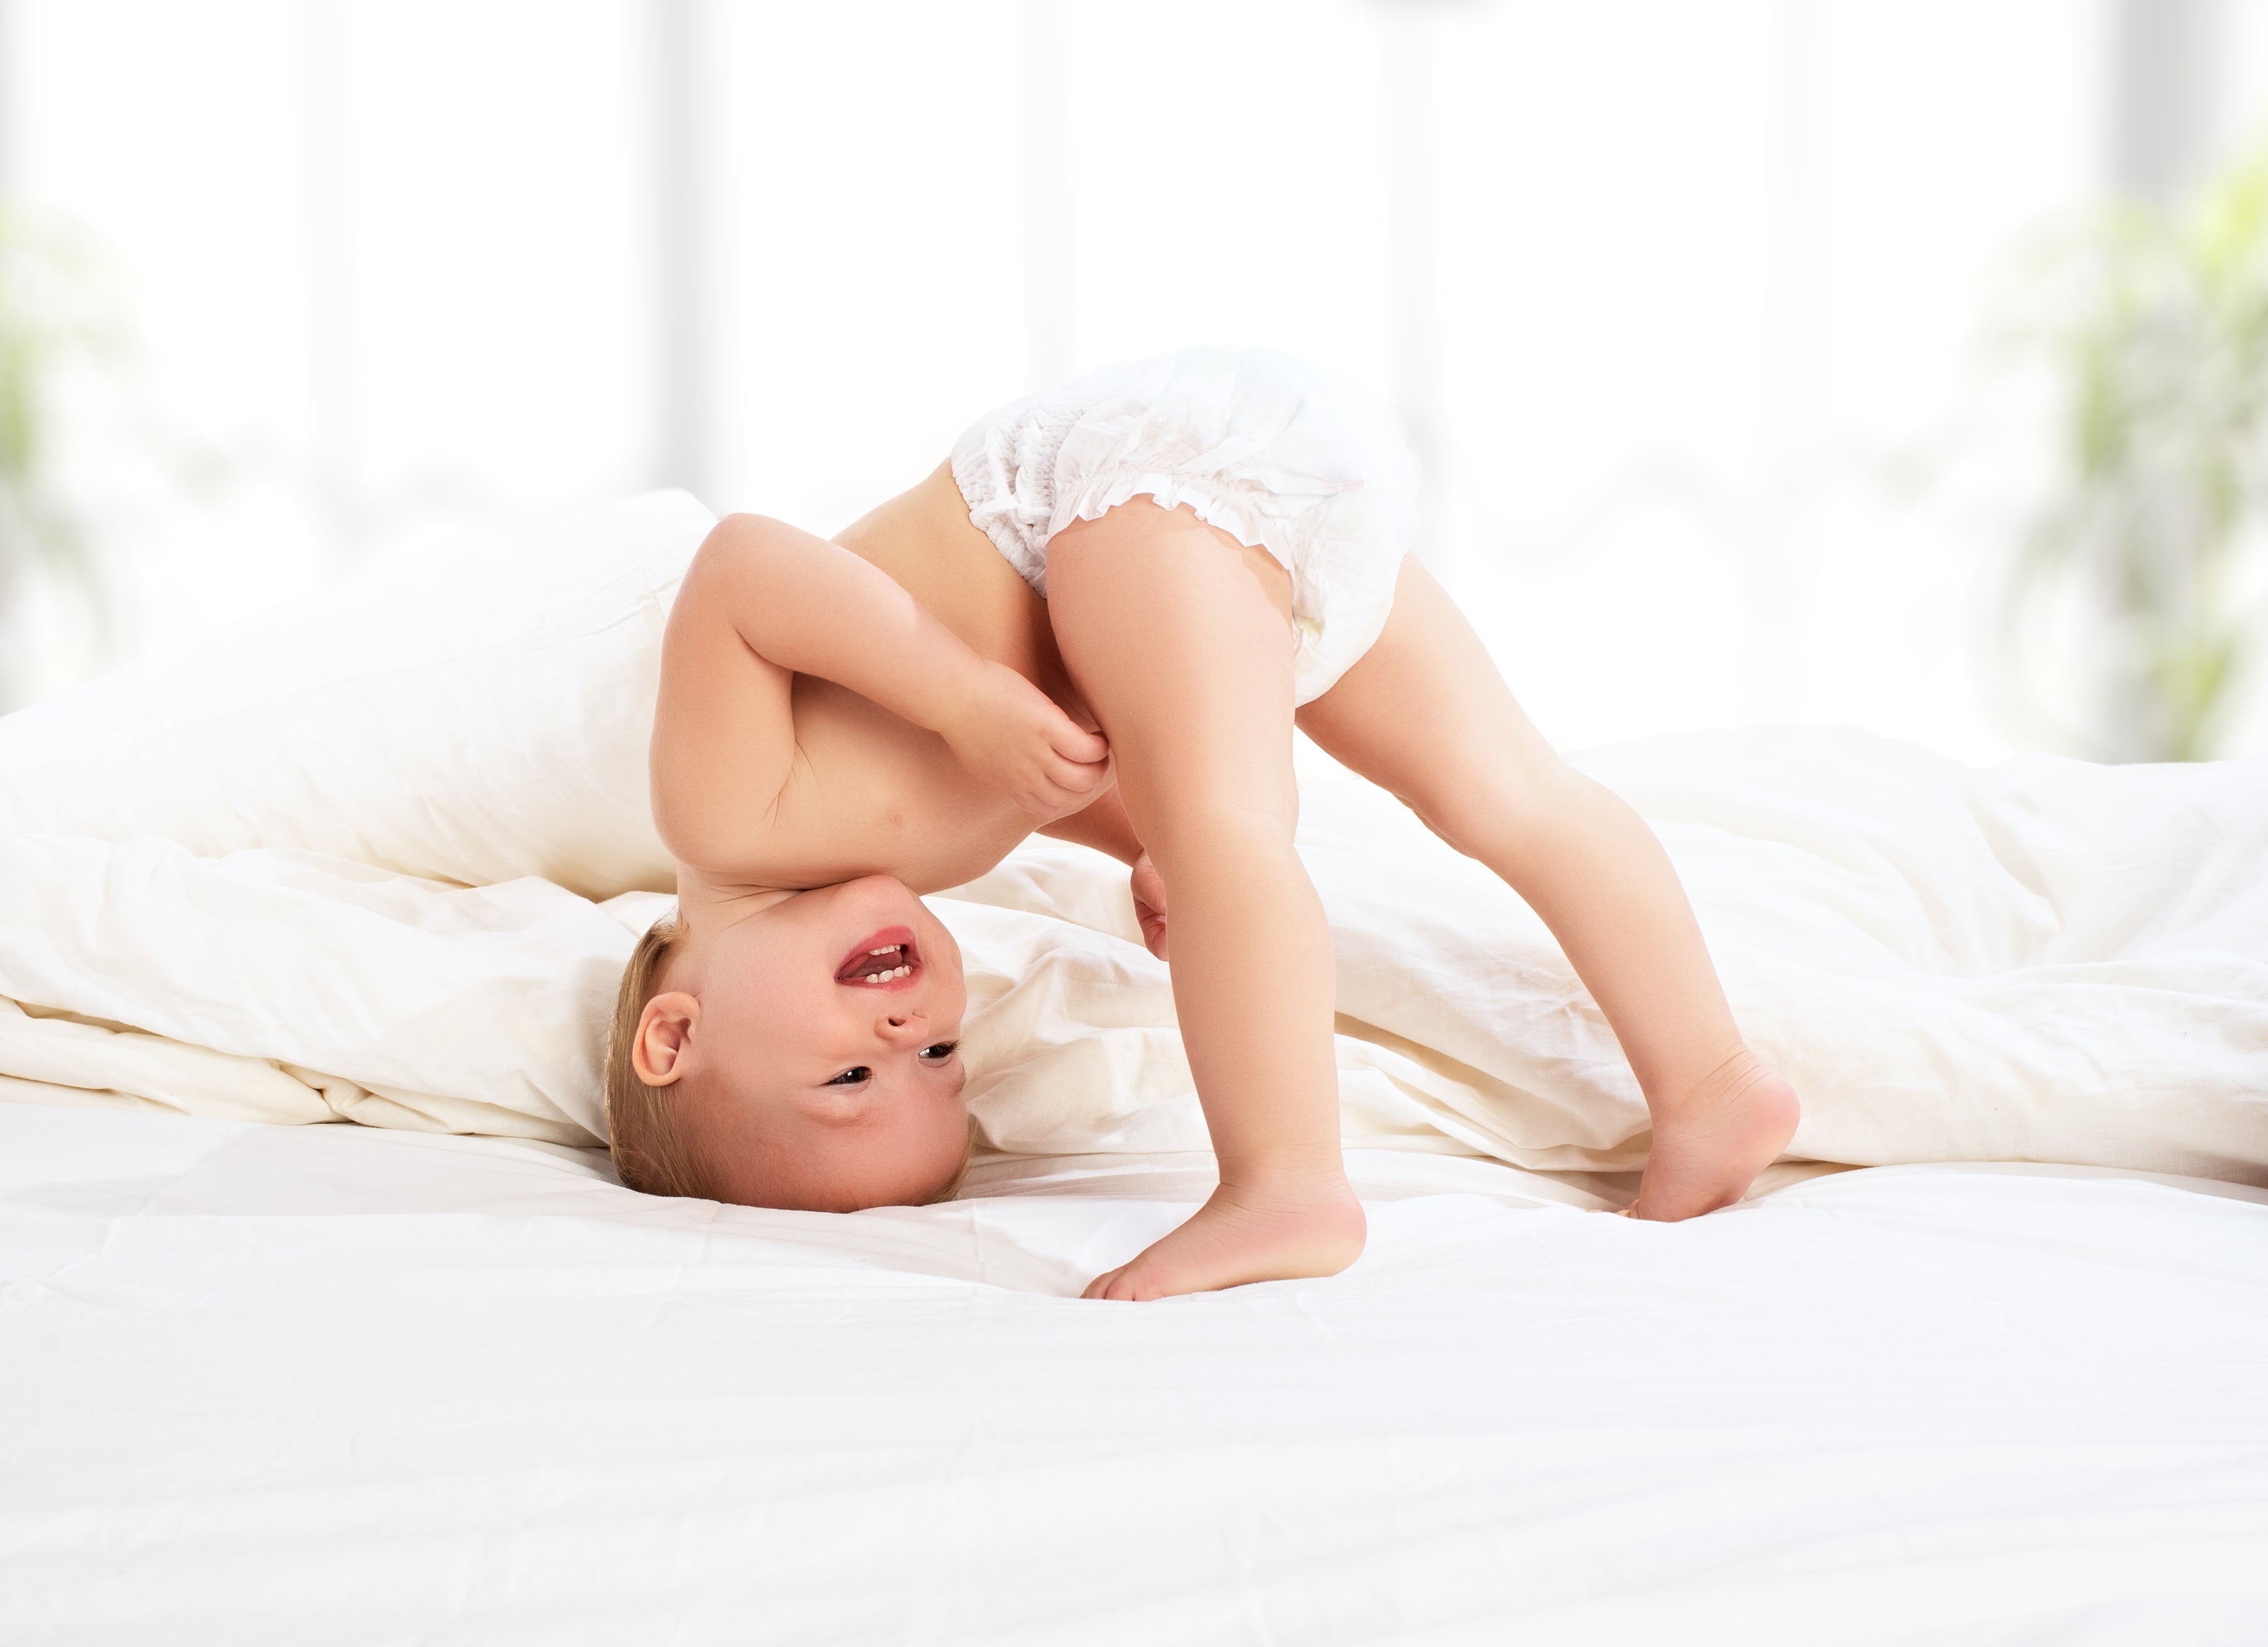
[{"xmin": 5, "ymin": 1103, "xmax": 2264, "ymax": 1646}]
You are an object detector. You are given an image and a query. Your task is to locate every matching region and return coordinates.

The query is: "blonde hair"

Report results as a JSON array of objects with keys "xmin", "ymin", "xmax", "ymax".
[{"xmin": 605, "ymin": 914, "xmax": 711, "ymax": 1198}]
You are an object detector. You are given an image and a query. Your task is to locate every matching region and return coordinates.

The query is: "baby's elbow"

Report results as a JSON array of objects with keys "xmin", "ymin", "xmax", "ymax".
[
  {"xmin": 692, "ymin": 511, "xmax": 785, "ymax": 568},
  {"xmin": 648, "ymin": 792, "xmax": 743, "ymax": 882}
]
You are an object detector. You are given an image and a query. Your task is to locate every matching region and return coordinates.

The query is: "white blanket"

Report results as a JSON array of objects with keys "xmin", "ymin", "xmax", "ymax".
[{"xmin": 0, "ymin": 493, "xmax": 2262, "ymax": 1185}]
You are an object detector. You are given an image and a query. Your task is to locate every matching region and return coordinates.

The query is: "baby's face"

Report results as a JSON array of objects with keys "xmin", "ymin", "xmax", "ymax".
[{"xmin": 673, "ymin": 875, "xmax": 971, "ymax": 1211}]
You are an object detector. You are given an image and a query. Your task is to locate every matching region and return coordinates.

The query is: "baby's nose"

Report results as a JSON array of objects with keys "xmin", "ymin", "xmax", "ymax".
[{"xmin": 875, "ymin": 1006, "xmax": 928, "ymax": 1043}]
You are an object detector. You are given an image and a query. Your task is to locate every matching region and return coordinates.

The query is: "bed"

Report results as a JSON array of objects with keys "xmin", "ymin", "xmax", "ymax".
[{"xmin": 3, "ymin": 494, "xmax": 2264, "ymax": 1643}]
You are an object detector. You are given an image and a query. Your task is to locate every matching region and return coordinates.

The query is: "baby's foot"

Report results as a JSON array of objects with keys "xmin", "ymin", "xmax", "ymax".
[
  {"xmin": 1627, "ymin": 1047, "xmax": 1800, "ymax": 1221},
  {"xmin": 1082, "ymin": 1171, "xmax": 1366, "ymax": 1300}
]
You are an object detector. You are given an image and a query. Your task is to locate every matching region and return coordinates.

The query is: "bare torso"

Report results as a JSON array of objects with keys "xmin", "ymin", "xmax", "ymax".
[{"xmin": 670, "ymin": 463, "xmax": 1096, "ymax": 897}]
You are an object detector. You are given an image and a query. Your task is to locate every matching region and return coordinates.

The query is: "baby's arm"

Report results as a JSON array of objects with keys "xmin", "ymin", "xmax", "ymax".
[
  {"xmin": 652, "ymin": 514, "xmax": 1110, "ymax": 867},
  {"xmin": 1297, "ymin": 558, "xmax": 1799, "ymax": 1220}
]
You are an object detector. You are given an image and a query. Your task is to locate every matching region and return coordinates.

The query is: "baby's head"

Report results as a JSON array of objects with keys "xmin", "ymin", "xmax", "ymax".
[{"xmin": 605, "ymin": 875, "xmax": 971, "ymax": 1211}]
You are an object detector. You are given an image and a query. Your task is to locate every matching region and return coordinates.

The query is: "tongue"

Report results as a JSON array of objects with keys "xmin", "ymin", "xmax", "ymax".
[{"xmin": 837, "ymin": 944, "xmax": 906, "ymax": 983}]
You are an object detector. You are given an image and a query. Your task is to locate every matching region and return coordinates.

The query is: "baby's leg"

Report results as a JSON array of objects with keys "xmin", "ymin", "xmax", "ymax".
[
  {"xmin": 1296, "ymin": 556, "xmax": 1797, "ymax": 1219},
  {"xmin": 1047, "ymin": 500, "xmax": 1364, "ymax": 1299}
]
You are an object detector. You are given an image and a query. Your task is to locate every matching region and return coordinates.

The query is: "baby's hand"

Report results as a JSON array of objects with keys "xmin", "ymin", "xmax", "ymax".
[
  {"xmin": 1130, "ymin": 852, "xmax": 1168, "ymax": 960},
  {"xmin": 939, "ymin": 661, "xmax": 1111, "ymax": 816}
]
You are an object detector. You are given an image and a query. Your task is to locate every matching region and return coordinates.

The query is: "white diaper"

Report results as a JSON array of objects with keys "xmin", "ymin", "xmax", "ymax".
[{"xmin": 950, "ymin": 347, "xmax": 1422, "ymax": 704}]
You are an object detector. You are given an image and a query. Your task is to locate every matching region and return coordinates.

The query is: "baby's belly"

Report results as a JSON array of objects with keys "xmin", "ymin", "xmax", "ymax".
[{"xmin": 757, "ymin": 677, "xmax": 1035, "ymax": 894}]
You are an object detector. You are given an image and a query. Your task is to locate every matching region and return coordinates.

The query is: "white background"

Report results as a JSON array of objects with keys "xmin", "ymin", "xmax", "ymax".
[{"xmin": 11, "ymin": 0, "xmax": 2268, "ymax": 760}]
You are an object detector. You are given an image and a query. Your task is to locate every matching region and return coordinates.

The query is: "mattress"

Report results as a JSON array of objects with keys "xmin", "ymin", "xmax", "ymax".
[{"xmin": 4, "ymin": 1102, "xmax": 2264, "ymax": 1644}]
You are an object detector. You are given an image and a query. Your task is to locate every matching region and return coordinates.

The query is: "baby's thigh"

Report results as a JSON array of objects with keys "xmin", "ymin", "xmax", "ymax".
[
  {"xmin": 1044, "ymin": 500, "xmax": 1300, "ymax": 835},
  {"xmin": 1296, "ymin": 556, "xmax": 1567, "ymax": 850}
]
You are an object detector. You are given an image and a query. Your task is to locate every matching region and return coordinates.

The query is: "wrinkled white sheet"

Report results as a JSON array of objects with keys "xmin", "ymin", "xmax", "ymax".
[
  {"xmin": 957, "ymin": 730, "xmax": 2268, "ymax": 1181},
  {"xmin": 6, "ymin": 728, "xmax": 2265, "ymax": 1185},
  {"xmin": 3, "ymin": 1103, "xmax": 2262, "ymax": 1644}
]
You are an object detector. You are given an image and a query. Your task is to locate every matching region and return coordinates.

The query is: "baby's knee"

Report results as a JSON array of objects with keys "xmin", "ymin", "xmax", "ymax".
[
  {"xmin": 1143, "ymin": 802, "xmax": 1301, "ymax": 877},
  {"xmin": 1399, "ymin": 757, "xmax": 1572, "ymax": 864},
  {"xmin": 1403, "ymin": 785, "xmax": 1498, "ymax": 860}
]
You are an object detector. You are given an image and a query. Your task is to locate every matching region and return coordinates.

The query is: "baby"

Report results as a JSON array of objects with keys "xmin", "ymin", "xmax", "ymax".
[{"xmin": 606, "ymin": 348, "xmax": 1800, "ymax": 1300}]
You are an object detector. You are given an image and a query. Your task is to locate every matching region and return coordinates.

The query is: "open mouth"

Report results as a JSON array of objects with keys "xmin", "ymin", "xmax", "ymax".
[{"xmin": 835, "ymin": 925, "xmax": 921, "ymax": 989}]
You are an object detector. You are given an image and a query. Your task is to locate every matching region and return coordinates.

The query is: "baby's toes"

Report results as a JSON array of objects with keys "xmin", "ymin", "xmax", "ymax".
[
  {"xmin": 1082, "ymin": 1264, "xmax": 1130, "ymax": 1300},
  {"xmin": 1089, "ymin": 1258, "xmax": 1177, "ymax": 1302}
]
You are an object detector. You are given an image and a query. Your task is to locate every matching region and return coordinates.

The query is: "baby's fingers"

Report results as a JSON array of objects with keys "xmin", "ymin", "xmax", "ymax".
[
  {"xmin": 1006, "ymin": 762, "xmax": 1096, "ymax": 819},
  {"xmin": 1048, "ymin": 754, "xmax": 1112, "ymax": 800},
  {"xmin": 1051, "ymin": 719, "xmax": 1110, "ymax": 766},
  {"xmin": 1130, "ymin": 854, "xmax": 1168, "ymax": 960}
]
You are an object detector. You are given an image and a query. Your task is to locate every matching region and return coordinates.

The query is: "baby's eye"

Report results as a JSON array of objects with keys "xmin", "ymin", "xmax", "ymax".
[
  {"xmin": 918, "ymin": 1042, "xmax": 959, "ymax": 1063},
  {"xmin": 825, "ymin": 1066, "xmax": 872, "ymax": 1086}
]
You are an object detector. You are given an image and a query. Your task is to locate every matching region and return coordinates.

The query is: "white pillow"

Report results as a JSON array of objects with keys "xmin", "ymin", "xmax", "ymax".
[{"xmin": 0, "ymin": 490, "xmax": 713, "ymax": 899}]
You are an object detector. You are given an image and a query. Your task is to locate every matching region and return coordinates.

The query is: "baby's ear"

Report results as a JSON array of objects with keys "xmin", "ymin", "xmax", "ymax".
[{"xmin": 632, "ymin": 991, "xmax": 701, "ymax": 1086}]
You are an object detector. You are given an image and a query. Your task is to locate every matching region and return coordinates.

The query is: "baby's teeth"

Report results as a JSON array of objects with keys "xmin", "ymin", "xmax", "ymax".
[{"xmin": 869, "ymin": 947, "xmax": 894, "ymax": 956}]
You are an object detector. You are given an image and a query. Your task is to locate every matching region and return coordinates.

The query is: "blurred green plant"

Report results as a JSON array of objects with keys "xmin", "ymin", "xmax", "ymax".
[
  {"xmin": 1999, "ymin": 143, "xmax": 2268, "ymax": 762},
  {"xmin": 0, "ymin": 201, "xmax": 128, "ymax": 712}
]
